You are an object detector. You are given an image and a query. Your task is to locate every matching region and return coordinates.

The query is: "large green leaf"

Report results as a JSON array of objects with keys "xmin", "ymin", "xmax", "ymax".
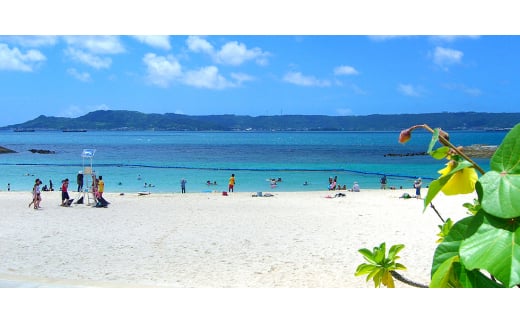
[
  {"xmin": 489, "ymin": 123, "xmax": 520, "ymax": 173},
  {"xmin": 479, "ymin": 171, "xmax": 520, "ymax": 219},
  {"xmin": 459, "ymin": 209, "xmax": 520, "ymax": 287},
  {"xmin": 480, "ymin": 123, "xmax": 520, "ymax": 219},
  {"xmin": 457, "ymin": 266, "xmax": 505, "ymax": 288},
  {"xmin": 431, "ymin": 215, "xmax": 506, "ymax": 287},
  {"xmin": 431, "ymin": 216, "xmax": 475, "ymax": 275},
  {"xmin": 430, "ymin": 255, "xmax": 463, "ymax": 287}
]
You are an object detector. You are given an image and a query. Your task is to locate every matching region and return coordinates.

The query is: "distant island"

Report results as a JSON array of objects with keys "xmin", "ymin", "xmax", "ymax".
[{"xmin": 1, "ymin": 110, "xmax": 519, "ymax": 132}]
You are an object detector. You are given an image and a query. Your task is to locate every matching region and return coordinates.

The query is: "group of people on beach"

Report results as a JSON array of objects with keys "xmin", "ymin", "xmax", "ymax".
[
  {"xmin": 177, "ymin": 174, "xmax": 235, "ymax": 194},
  {"xmin": 27, "ymin": 172, "xmax": 106, "ymax": 209},
  {"xmin": 328, "ymin": 176, "xmax": 358, "ymax": 192}
]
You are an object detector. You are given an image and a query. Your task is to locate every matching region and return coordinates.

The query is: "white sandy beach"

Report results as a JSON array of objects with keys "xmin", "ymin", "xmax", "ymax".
[{"xmin": 0, "ymin": 188, "xmax": 475, "ymax": 288}]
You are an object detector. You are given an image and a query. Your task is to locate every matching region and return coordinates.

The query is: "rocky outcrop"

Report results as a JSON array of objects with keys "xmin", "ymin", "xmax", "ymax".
[
  {"xmin": 462, "ymin": 144, "xmax": 498, "ymax": 158},
  {"xmin": 0, "ymin": 146, "xmax": 16, "ymax": 154},
  {"xmin": 28, "ymin": 149, "xmax": 55, "ymax": 154}
]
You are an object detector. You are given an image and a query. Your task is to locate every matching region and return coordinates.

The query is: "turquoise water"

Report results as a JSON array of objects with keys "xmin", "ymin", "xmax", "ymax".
[{"xmin": 0, "ymin": 130, "xmax": 506, "ymax": 193}]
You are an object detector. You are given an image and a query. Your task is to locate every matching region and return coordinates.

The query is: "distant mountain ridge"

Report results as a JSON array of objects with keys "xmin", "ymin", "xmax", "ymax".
[{"xmin": 2, "ymin": 110, "xmax": 519, "ymax": 131}]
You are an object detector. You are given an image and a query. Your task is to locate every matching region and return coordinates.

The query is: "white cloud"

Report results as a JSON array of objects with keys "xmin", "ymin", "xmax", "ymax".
[
  {"xmin": 430, "ymin": 36, "xmax": 480, "ymax": 43},
  {"xmin": 283, "ymin": 72, "xmax": 331, "ymax": 87},
  {"xmin": 334, "ymin": 65, "xmax": 359, "ymax": 75},
  {"xmin": 398, "ymin": 83, "xmax": 421, "ymax": 97},
  {"xmin": 442, "ymin": 83, "xmax": 482, "ymax": 96},
  {"xmin": 133, "ymin": 36, "xmax": 171, "ymax": 50},
  {"xmin": 433, "ymin": 46, "xmax": 463, "ymax": 68},
  {"xmin": 65, "ymin": 48, "xmax": 112, "ymax": 69},
  {"xmin": 0, "ymin": 36, "xmax": 58, "ymax": 47},
  {"xmin": 67, "ymin": 68, "xmax": 91, "ymax": 82},
  {"xmin": 215, "ymin": 41, "xmax": 269, "ymax": 66},
  {"xmin": 0, "ymin": 43, "xmax": 46, "ymax": 72},
  {"xmin": 64, "ymin": 36, "xmax": 125, "ymax": 54},
  {"xmin": 186, "ymin": 36, "xmax": 214, "ymax": 54},
  {"xmin": 187, "ymin": 36, "xmax": 269, "ymax": 66},
  {"xmin": 143, "ymin": 53, "xmax": 182, "ymax": 87},
  {"xmin": 143, "ymin": 50, "xmax": 250, "ymax": 89},
  {"xmin": 183, "ymin": 66, "xmax": 234, "ymax": 89},
  {"xmin": 230, "ymin": 72, "xmax": 254, "ymax": 85}
]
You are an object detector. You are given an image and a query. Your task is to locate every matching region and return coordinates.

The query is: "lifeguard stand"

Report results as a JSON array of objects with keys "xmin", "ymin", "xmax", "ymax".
[{"xmin": 81, "ymin": 149, "xmax": 96, "ymax": 205}]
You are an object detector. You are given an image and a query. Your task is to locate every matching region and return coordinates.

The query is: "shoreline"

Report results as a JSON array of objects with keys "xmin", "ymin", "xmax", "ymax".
[{"xmin": 0, "ymin": 189, "xmax": 474, "ymax": 288}]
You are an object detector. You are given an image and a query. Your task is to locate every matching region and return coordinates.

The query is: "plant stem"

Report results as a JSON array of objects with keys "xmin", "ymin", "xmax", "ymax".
[
  {"xmin": 390, "ymin": 271, "xmax": 428, "ymax": 288},
  {"xmin": 420, "ymin": 124, "xmax": 486, "ymax": 175},
  {"xmin": 429, "ymin": 203, "xmax": 445, "ymax": 223}
]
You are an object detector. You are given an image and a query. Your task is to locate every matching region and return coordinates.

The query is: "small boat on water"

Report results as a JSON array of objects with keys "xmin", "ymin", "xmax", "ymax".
[
  {"xmin": 62, "ymin": 129, "xmax": 87, "ymax": 132},
  {"xmin": 14, "ymin": 129, "xmax": 35, "ymax": 132}
]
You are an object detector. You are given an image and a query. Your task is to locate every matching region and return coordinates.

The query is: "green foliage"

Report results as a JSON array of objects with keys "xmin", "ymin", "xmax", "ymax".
[
  {"xmin": 430, "ymin": 123, "xmax": 520, "ymax": 287},
  {"xmin": 479, "ymin": 124, "xmax": 520, "ymax": 219},
  {"xmin": 463, "ymin": 199, "xmax": 481, "ymax": 215},
  {"xmin": 357, "ymin": 122, "xmax": 520, "ymax": 288},
  {"xmin": 436, "ymin": 218, "xmax": 454, "ymax": 243},
  {"xmin": 355, "ymin": 242, "xmax": 407, "ymax": 288}
]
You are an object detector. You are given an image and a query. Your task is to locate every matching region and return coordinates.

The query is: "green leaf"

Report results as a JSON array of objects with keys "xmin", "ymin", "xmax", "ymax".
[
  {"xmin": 374, "ymin": 243, "xmax": 386, "ymax": 264},
  {"xmin": 480, "ymin": 123, "xmax": 520, "ymax": 219},
  {"xmin": 387, "ymin": 244, "xmax": 404, "ymax": 260},
  {"xmin": 490, "ymin": 123, "xmax": 520, "ymax": 173},
  {"xmin": 430, "ymin": 255, "xmax": 462, "ymax": 288},
  {"xmin": 427, "ymin": 128, "xmax": 441, "ymax": 154},
  {"xmin": 458, "ymin": 267, "xmax": 505, "ymax": 288},
  {"xmin": 430, "ymin": 256, "xmax": 503, "ymax": 288},
  {"xmin": 436, "ymin": 218, "xmax": 454, "ymax": 243},
  {"xmin": 431, "ymin": 146, "xmax": 450, "ymax": 160},
  {"xmin": 355, "ymin": 264, "xmax": 377, "ymax": 276},
  {"xmin": 431, "ymin": 216, "xmax": 475, "ymax": 276},
  {"xmin": 459, "ymin": 210, "xmax": 520, "ymax": 288},
  {"xmin": 479, "ymin": 171, "xmax": 520, "ymax": 219},
  {"xmin": 423, "ymin": 176, "xmax": 450, "ymax": 212},
  {"xmin": 358, "ymin": 248, "xmax": 376, "ymax": 263},
  {"xmin": 394, "ymin": 263, "xmax": 407, "ymax": 271}
]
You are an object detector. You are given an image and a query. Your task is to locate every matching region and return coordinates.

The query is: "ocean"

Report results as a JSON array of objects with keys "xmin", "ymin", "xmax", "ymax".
[{"xmin": 0, "ymin": 130, "xmax": 507, "ymax": 194}]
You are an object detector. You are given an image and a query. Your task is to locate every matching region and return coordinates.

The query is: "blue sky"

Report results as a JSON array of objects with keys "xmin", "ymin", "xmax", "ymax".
[{"xmin": 1, "ymin": 3, "xmax": 519, "ymax": 126}]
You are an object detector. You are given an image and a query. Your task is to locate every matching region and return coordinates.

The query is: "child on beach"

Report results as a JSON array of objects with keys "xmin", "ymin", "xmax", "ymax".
[
  {"xmin": 228, "ymin": 174, "xmax": 235, "ymax": 192},
  {"xmin": 29, "ymin": 178, "xmax": 42, "ymax": 209},
  {"xmin": 61, "ymin": 178, "xmax": 70, "ymax": 206},
  {"xmin": 414, "ymin": 178, "xmax": 422, "ymax": 199}
]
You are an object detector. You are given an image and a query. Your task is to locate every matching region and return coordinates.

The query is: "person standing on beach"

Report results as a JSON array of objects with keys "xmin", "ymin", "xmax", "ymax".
[
  {"xmin": 181, "ymin": 178, "xmax": 187, "ymax": 193},
  {"xmin": 77, "ymin": 171, "xmax": 84, "ymax": 192},
  {"xmin": 414, "ymin": 178, "xmax": 422, "ymax": 199},
  {"xmin": 61, "ymin": 178, "xmax": 70, "ymax": 206},
  {"xmin": 29, "ymin": 178, "xmax": 42, "ymax": 209},
  {"xmin": 380, "ymin": 175, "xmax": 387, "ymax": 189},
  {"xmin": 98, "ymin": 175, "xmax": 105, "ymax": 198},
  {"xmin": 228, "ymin": 174, "xmax": 235, "ymax": 192}
]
